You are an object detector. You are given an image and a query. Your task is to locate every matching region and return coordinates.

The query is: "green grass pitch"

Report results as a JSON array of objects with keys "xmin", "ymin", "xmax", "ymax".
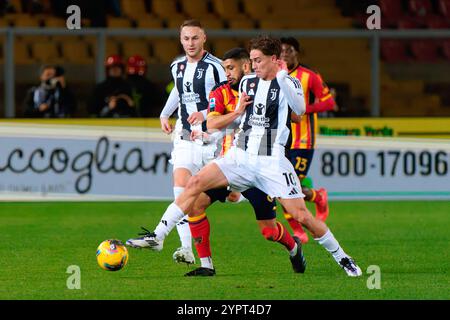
[{"xmin": 0, "ymin": 201, "xmax": 448, "ymax": 300}]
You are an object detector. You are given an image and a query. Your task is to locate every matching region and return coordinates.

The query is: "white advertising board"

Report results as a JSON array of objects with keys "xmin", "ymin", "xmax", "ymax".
[{"xmin": 0, "ymin": 123, "xmax": 449, "ymax": 201}]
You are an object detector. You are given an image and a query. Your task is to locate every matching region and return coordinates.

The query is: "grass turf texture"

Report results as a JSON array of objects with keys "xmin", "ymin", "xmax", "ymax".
[{"xmin": 0, "ymin": 201, "xmax": 448, "ymax": 300}]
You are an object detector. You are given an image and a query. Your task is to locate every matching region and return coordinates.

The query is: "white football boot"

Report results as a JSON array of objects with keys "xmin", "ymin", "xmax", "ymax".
[
  {"xmin": 126, "ymin": 227, "xmax": 163, "ymax": 251},
  {"xmin": 172, "ymin": 247, "xmax": 196, "ymax": 264},
  {"xmin": 338, "ymin": 257, "xmax": 362, "ymax": 277}
]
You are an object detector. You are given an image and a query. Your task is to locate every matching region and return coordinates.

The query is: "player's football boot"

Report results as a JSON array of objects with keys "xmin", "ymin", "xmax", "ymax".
[
  {"xmin": 294, "ymin": 226, "xmax": 309, "ymax": 244},
  {"xmin": 173, "ymin": 247, "xmax": 196, "ymax": 265},
  {"xmin": 315, "ymin": 188, "xmax": 329, "ymax": 222},
  {"xmin": 290, "ymin": 236, "xmax": 307, "ymax": 273},
  {"xmin": 338, "ymin": 257, "xmax": 362, "ymax": 277},
  {"xmin": 125, "ymin": 227, "xmax": 163, "ymax": 251},
  {"xmin": 184, "ymin": 267, "xmax": 216, "ymax": 277}
]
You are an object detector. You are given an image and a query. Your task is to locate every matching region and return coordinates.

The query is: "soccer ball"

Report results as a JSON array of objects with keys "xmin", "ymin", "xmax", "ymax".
[{"xmin": 96, "ymin": 239, "xmax": 129, "ymax": 271}]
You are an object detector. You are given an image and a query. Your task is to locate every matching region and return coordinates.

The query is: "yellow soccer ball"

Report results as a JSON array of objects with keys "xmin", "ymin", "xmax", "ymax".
[{"xmin": 96, "ymin": 239, "xmax": 129, "ymax": 271}]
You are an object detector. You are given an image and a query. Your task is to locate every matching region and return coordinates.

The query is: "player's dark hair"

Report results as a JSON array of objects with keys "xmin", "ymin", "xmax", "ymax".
[
  {"xmin": 249, "ymin": 35, "xmax": 282, "ymax": 58},
  {"xmin": 223, "ymin": 47, "xmax": 250, "ymax": 61},
  {"xmin": 180, "ymin": 19, "xmax": 204, "ymax": 31},
  {"xmin": 280, "ymin": 37, "xmax": 300, "ymax": 52}
]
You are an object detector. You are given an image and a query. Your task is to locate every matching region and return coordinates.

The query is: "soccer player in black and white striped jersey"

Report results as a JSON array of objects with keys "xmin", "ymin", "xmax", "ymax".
[
  {"xmin": 136, "ymin": 36, "xmax": 361, "ymax": 277},
  {"xmin": 126, "ymin": 20, "xmax": 226, "ymax": 265}
]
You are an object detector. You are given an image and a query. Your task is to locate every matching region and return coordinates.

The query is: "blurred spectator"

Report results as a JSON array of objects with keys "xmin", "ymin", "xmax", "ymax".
[
  {"xmin": 23, "ymin": 65, "xmax": 77, "ymax": 118},
  {"xmin": 126, "ymin": 55, "xmax": 165, "ymax": 117},
  {"xmin": 88, "ymin": 55, "xmax": 137, "ymax": 118},
  {"xmin": 0, "ymin": 0, "xmax": 16, "ymax": 15},
  {"xmin": 108, "ymin": 0, "xmax": 121, "ymax": 17},
  {"xmin": 21, "ymin": 0, "xmax": 45, "ymax": 14}
]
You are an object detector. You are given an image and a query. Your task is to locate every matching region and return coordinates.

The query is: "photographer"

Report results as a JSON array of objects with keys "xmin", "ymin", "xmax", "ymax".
[
  {"xmin": 88, "ymin": 55, "xmax": 137, "ymax": 118},
  {"xmin": 23, "ymin": 65, "xmax": 77, "ymax": 118}
]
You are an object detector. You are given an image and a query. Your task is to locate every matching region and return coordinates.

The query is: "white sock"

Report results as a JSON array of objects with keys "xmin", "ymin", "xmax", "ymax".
[
  {"xmin": 173, "ymin": 187, "xmax": 184, "ymax": 199},
  {"xmin": 200, "ymin": 257, "xmax": 214, "ymax": 269},
  {"xmin": 173, "ymin": 187, "xmax": 192, "ymax": 249},
  {"xmin": 289, "ymin": 243, "xmax": 298, "ymax": 257},
  {"xmin": 315, "ymin": 229, "xmax": 348, "ymax": 263},
  {"xmin": 154, "ymin": 203, "xmax": 185, "ymax": 240},
  {"xmin": 236, "ymin": 194, "xmax": 247, "ymax": 203},
  {"xmin": 176, "ymin": 215, "xmax": 192, "ymax": 249},
  {"xmin": 225, "ymin": 193, "xmax": 247, "ymax": 203}
]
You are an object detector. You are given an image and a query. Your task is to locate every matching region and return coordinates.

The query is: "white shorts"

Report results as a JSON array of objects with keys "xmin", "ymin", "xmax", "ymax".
[
  {"xmin": 213, "ymin": 147, "xmax": 304, "ymax": 199},
  {"xmin": 170, "ymin": 138, "xmax": 217, "ymax": 175}
]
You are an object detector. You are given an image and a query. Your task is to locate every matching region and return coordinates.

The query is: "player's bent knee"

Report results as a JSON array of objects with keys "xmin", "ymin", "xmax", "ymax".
[
  {"xmin": 186, "ymin": 176, "xmax": 206, "ymax": 193},
  {"xmin": 291, "ymin": 207, "xmax": 310, "ymax": 225}
]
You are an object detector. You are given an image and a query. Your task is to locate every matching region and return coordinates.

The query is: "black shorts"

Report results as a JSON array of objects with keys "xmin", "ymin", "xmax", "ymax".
[
  {"xmin": 204, "ymin": 187, "xmax": 276, "ymax": 220},
  {"xmin": 287, "ymin": 149, "xmax": 315, "ymax": 179},
  {"xmin": 242, "ymin": 188, "xmax": 276, "ymax": 221},
  {"xmin": 205, "ymin": 187, "xmax": 231, "ymax": 203}
]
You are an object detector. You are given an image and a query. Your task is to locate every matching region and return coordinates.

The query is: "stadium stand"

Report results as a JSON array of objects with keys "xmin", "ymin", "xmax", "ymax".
[
  {"xmin": 381, "ymin": 40, "xmax": 410, "ymax": 63},
  {"xmin": 1, "ymin": 0, "xmax": 449, "ymax": 118},
  {"xmin": 60, "ymin": 41, "xmax": 93, "ymax": 64},
  {"xmin": 439, "ymin": 0, "xmax": 450, "ymax": 18},
  {"xmin": 212, "ymin": 0, "xmax": 247, "ymax": 20}
]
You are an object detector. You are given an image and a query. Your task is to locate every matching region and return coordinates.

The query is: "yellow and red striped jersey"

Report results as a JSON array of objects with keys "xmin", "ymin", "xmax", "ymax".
[
  {"xmin": 207, "ymin": 81, "xmax": 239, "ymax": 155},
  {"xmin": 289, "ymin": 64, "xmax": 335, "ymax": 149}
]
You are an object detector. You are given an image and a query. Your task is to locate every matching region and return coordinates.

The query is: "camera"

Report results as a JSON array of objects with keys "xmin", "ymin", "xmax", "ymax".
[
  {"xmin": 41, "ymin": 65, "xmax": 65, "ymax": 90},
  {"xmin": 43, "ymin": 77, "xmax": 60, "ymax": 90}
]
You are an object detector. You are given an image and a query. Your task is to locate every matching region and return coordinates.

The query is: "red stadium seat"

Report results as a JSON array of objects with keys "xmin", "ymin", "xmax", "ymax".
[
  {"xmin": 441, "ymin": 39, "xmax": 450, "ymax": 61},
  {"xmin": 425, "ymin": 17, "xmax": 450, "ymax": 28},
  {"xmin": 397, "ymin": 19, "xmax": 421, "ymax": 29},
  {"xmin": 408, "ymin": 0, "xmax": 434, "ymax": 17},
  {"xmin": 380, "ymin": 0, "xmax": 404, "ymax": 20},
  {"xmin": 381, "ymin": 40, "xmax": 411, "ymax": 63},
  {"xmin": 438, "ymin": 0, "xmax": 450, "ymax": 18},
  {"xmin": 410, "ymin": 39, "xmax": 440, "ymax": 62},
  {"xmin": 379, "ymin": 0, "xmax": 407, "ymax": 27},
  {"xmin": 408, "ymin": 0, "xmax": 443, "ymax": 27}
]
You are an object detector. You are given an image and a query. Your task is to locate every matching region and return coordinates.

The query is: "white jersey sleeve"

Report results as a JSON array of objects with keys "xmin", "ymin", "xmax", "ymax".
[
  {"xmin": 160, "ymin": 86, "xmax": 179, "ymax": 118},
  {"xmin": 276, "ymin": 69, "xmax": 305, "ymax": 116}
]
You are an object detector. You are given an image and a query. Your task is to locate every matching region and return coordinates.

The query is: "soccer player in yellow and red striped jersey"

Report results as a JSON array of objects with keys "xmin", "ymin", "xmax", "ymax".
[
  {"xmin": 207, "ymin": 78, "xmax": 239, "ymax": 156},
  {"xmin": 280, "ymin": 37, "xmax": 336, "ymax": 244}
]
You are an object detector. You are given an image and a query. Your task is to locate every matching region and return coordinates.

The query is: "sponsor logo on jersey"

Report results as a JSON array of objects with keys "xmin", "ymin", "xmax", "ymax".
[
  {"xmin": 247, "ymin": 89, "xmax": 255, "ymax": 96},
  {"xmin": 184, "ymin": 82, "xmax": 192, "ymax": 93},
  {"xmin": 177, "ymin": 71, "xmax": 183, "ymax": 78},
  {"xmin": 248, "ymin": 103, "xmax": 269, "ymax": 128},
  {"xmin": 209, "ymin": 97, "xmax": 216, "ymax": 111},
  {"xmin": 182, "ymin": 93, "xmax": 201, "ymax": 104},
  {"xmin": 254, "ymin": 103, "xmax": 265, "ymax": 115}
]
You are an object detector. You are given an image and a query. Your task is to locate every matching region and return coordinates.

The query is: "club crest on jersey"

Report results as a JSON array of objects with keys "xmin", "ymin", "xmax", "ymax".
[
  {"xmin": 184, "ymin": 82, "xmax": 192, "ymax": 93},
  {"xmin": 254, "ymin": 103, "xmax": 266, "ymax": 115},
  {"xmin": 196, "ymin": 68, "xmax": 205, "ymax": 79},
  {"xmin": 270, "ymin": 89, "xmax": 278, "ymax": 101}
]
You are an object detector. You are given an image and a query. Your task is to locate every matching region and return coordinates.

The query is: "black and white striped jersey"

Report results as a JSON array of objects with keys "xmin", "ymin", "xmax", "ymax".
[
  {"xmin": 170, "ymin": 52, "xmax": 226, "ymax": 136},
  {"xmin": 235, "ymin": 73, "xmax": 304, "ymax": 156}
]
